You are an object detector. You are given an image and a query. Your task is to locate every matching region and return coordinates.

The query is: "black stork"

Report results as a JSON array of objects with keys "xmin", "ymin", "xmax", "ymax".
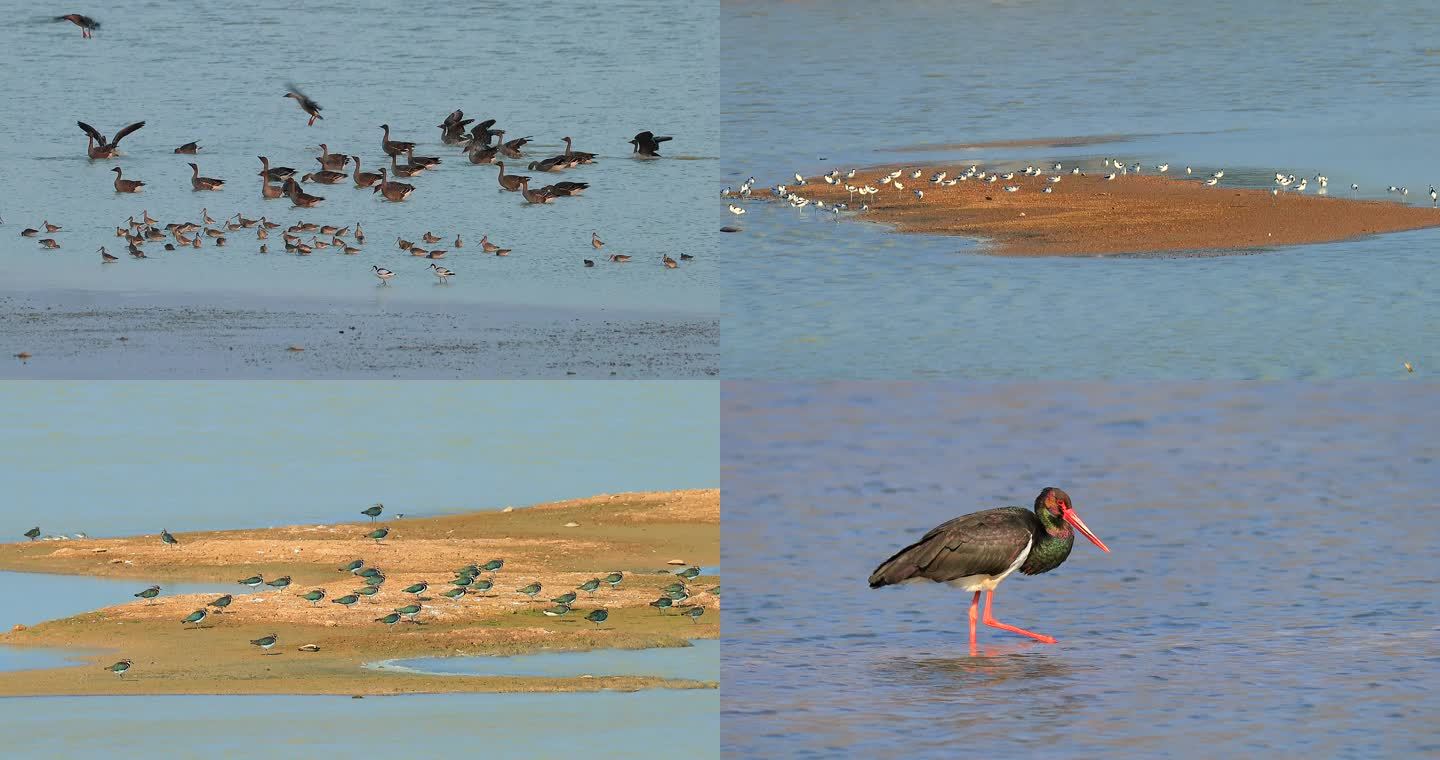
[{"xmin": 868, "ymin": 487, "xmax": 1109, "ymax": 651}]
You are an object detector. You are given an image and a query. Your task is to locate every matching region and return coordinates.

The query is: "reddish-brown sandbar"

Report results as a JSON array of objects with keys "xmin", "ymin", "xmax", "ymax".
[{"xmin": 771, "ymin": 166, "xmax": 1440, "ymax": 256}]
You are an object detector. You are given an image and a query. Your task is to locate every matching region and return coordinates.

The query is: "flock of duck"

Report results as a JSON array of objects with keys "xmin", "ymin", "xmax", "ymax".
[
  {"xmin": 22, "ymin": 501, "xmax": 709, "ymax": 679},
  {"xmin": 721, "ymin": 156, "xmax": 1440, "ymax": 216},
  {"xmin": 13, "ymin": 89, "xmax": 691, "ymax": 281}
]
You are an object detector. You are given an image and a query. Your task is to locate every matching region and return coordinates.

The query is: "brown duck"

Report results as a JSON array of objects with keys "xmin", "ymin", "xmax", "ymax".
[{"xmin": 78, "ymin": 120, "xmax": 144, "ymax": 159}]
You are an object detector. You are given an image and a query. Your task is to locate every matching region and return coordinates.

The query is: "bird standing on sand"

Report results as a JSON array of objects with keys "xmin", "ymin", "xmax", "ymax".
[
  {"xmin": 250, "ymin": 634, "xmax": 279, "ymax": 653},
  {"xmin": 868, "ymin": 487, "xmax": 1109, "ymax": 651},
  {"xmin": 333, "ymin": 594, "xmax": 360, "ymax": 608},
  {"xmin": 209, "ymin": 594, "xmax": 233, "ymax": 613},
  {"xmin": 395, "ymin": 603, "xmax": 422, "ymax": 622},
  {"xmin": 543, "ymin": 604, "xmax": 571, "ymax": 617},
  {"xmin": 376, "ymin": 612, "xmax": 402, "ymax": 626},
  {"xmin": 517, "ymin": 582, "xmax": 543, "ymax": 601},
  {"xmin": 585, "ymin": 609, "xmax": 608, "ymax": 626},
  {"xmin": 24, "ymin": 527, "xmax": 40, "ymax": 541},
  {"xmin": 300, "ymin": 589, "xmax": 326, "ymax": 606},
  {"xmin": 365, "ymin": 527, "xmax": 390, "ymax": 544},
  {"xmin": 401, "ymin": 581, "xmax": 428, "ymax": 597},
  {"xmin": 340, "ymin": 559, "xmax": 365, "ymax": 573},
  {"xmin": 685, "ymin": 607, "xmax": 705, "ymax": 623},
  {"xmin": 181, "ymin": 609, "xmax": 208, "ymax": 628},
  {"xmin": 106, "ymin": 659, "xmax": 132, "ymax": 677},
  {"xmin": 266, "ymin": 575, "xmax": 292, "ymax": 592},
  {"xmin": 482, "ymin": 559, "xmax": 504, "ymax": 575},
  {"xmin": 577, "ymin": 579, "xmax": 601, "ymax": 595},
  {"xmin": 134, "ymin": 585, "xmax": 161, "ymax": 604},
  {"xmin": 603, "ymin": 572, "xmax": 624, "ymax": 590},
  {"xmin": 161, "ymin": 529, "xmax": 178, "ymax": 547},
  {"xmin": 650, "ymin": 597, "xmax": 673, "ymax": 614},
  {"xmin": 284, "ymin": 85, "xmax": 323, "ymax": 126}
]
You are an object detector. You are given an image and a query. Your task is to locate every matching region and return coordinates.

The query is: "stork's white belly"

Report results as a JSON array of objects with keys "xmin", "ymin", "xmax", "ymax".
[{"xmin": 944, "ymin": 537, "xmax": 1032, "ymax": 592}]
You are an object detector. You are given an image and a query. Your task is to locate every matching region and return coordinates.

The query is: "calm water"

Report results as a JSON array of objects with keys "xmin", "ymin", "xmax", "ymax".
[
  {"xmin": 0, "ymin": 692, "xmax": 718, "ymax": 758},
  {"xmin": 722, "ymin": 382, "xmax": 1440, "ymax": 758},
  {"xmin": 386, "ymin": 639, "xmax": 719, "ymax": 680},
  {"xmin": 0, "ymin": 571, "xmax": 225, "ymax": 630},
  {"xmin": 1, "ymin": 0, "xmax": 717, "ymax": 314},
  {"xmin": 1, "ymin": 381, "xmax": 718, "ymax": 537},
  {"xmin": 723, "ymin": 0, "xmax": 1440, "ymax": 378}
]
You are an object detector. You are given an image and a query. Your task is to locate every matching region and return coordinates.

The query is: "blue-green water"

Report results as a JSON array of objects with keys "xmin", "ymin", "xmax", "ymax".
[
  {"xmin": 723, "ymin": 0, "xmax": 1440, "ymax": 378},
  {"xmin": 722, "ymin": 382, "xmax": 1440, "ymax": 758},
  {"xmin": 2, "ymin": 381, "xmax": 718, "ymax": 537}
]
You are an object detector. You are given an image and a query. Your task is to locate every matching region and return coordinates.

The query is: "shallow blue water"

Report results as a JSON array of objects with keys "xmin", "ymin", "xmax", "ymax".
[
  {"xmin": 389, "ymin": 639, "xmax": 718, "ymax": 680},
  {"xmin": 0, "ymin": 571, "xmax": 226, "ymax": 630},
  {"xmin": 1, "ymin": 691, "xmax": 719, "ymax": 758},
  {"xmin": 722, "ymin": 0, "xmax": 1440, "ymax": 377},
  {"xmin": 721, "ymin": 382, "xmax": 1440, "ymax": 758},
  {"xmin": 2, "ymin": 381, "xmax": 719, "ymax": 537},
  {"xmin": 1, "ymin": 0, "xmax": 717, "ymax": 314}
]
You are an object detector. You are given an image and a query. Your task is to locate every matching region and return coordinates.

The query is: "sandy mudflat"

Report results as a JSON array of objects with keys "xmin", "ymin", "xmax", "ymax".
[
  {"xmin": 769, "ymin": 165, "xmax": 1440, "ymax": 256},
  {"xmin": 0, "ymin": 490, "xmax": 718, "ymax": 696}
]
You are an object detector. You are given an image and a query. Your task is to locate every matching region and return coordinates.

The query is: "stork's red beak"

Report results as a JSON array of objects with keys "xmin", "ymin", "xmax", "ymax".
[{"xmin": 1061, "ymin": 505, "xmax": 1110, "ymax": 553}]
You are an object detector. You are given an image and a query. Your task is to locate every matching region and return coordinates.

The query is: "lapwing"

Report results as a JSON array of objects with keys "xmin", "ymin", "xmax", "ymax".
[
  {"xmin": 577, "ymin": 579, "xmax": 601, "ymax": 595},
  {"xmin": 663, "ymin": 583, "xmax": 687, "ymax": 594},
  {"xmin": 266, "ymin": 576, "xmax": 292, "ymax": 592},
  {"xmin": 238, "ymin": 575, "xmax": 264, "ymax": 589},
  {"xmin": 685, "ymin": 607, "xmax": 706, "ymax": 623},
  {"xmin": 584, "ymin": 609, "xmax": 608, "ymax": 627},
  {"xmin": 472, "ymin": 579, "xmax": 494, "ymax": 596},
  {"xmin": 24, "ymin": 527, "xmax": 40, "ymax": 541},
  {"xmin": 456, "ymin": 564, "xmax": 479, "ymax": 578},
  {"xmin": 665, "ymin": 589, "xmax": 691, "ymax": 603},
  {"xmin": 300, "ymin": 589, "xmax": 326, "ymax": 606},
  {"xmin": 332, "ymin": 594, "xmax": 360, "ymax": 608},
  {"xmin": 441, "ymin": 587, "xmax": 467, "ymax": 602},
  {"xmin": 482, "ymin": 559, "xmax": 504, "ymax": 574},
  {"xmin": 650, "ymin": 597, "xmax": 673, "ymax": 614},
  {"xmin": 160, "ymin": 529, "xmax": 178, "ymax": 547},
  {"xmin": 401, "ymin": 581, "xmax": 428, "ymax": 597},
  {"xmin": 517, "ymin": 582, "xmax": 542, "ymax": 601},
  {"xmin": 676, "ymin": 566, "xmax": 701, "ymax": 582},
  {"xmin": 357, "ymin": 567, "xmax": 383, "ymax": 579},
  {"xmin": 209, "ymin": 594, "xmax": 233, "ymax": 613},
  {"xmin": 542, "ymin": 604, "xmax": 571, "ymax": 617},
  {"xmin": 551, "ymin": 592, "xmax": 577, "ymax": 607},
  {"xmin": 451, "ymin": 575, "xmax": 474, "ymax": 588},
  {"xmin": 106, "ymin": 659, "xmax": 133, "ymax": 677},
  {"xmin": 363, "ymin": 574, "xmax": 386, "ymax": 587},
  {"xmin": 361, "ymin": 504, "xmax": 383, "ymax": 522},
  {"xmin": 133, "ymin": 585, "xmax": 161, "ymax": 604},
  {"xmin": 395, "ymin": 603, "xmax": 421, "ymax": 622},
  {"xmin": 365, "ymin": 527, "xmax": 390, "ymax": 544},
  {"xmin": 250, "ymin": 633, "xmax": 279, "ymax": 654},
  {"xmin": 339, "ymin": 559, "xmax": 365, "ymax": 573},
  {"xmin": 603, "ymin": 572, "xmax": 624, "ymax": 590},
  {"xmin": 181, "ymin": 609, "xmax": 208, "ymax": 628},
  {"xmin": 376, "ymin": 612, "xmax": 402, "ymax": 626}
]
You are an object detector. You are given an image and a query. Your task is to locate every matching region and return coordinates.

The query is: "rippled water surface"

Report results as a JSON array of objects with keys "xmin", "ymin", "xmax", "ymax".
[
  {"xmin": 722, "ymin": 382, "xmax": 1440, "ymax": 758},
  {"xmin": 388, "ymin": 639, "xmax": 718, "ymax": 680},
  {"xmin": 722, "ymin": 0, "xmax": 1440, "ymax": 377}
]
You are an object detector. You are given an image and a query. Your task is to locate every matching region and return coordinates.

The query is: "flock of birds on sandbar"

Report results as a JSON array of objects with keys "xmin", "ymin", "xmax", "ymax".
[
  {"xmin": 13, "ymin": 17, "xmax": 695, "ymax": 282},
  {"xmin": 720, "ymin": 156, "xmax": 1440, "ymax": 220},
  {"xmin": 20, "ymin": 501, "xmax": 710, "ymax": 679}
]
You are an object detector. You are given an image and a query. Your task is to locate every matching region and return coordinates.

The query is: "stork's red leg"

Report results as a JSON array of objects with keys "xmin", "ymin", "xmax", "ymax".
[
  {"xmin": 968, "ymin": 590, "xmax": 980, "ymax": 654},
  {"xmin": 983, "ymin": 590, "xmax": 1057, "ymax": 644}
]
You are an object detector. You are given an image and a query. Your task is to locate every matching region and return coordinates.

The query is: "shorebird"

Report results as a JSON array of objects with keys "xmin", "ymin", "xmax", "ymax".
[
  {"xmin": 106, "ymin": 659, "xmax": 132, "ymax": 677},
  {"xmin": 266, "ymin": 575, "xmax": 292, "ymax": 592},
  {"xmin": 332, "ymin": 594, "xmax": 360, "ymax": 608},
  {"xmin": 650, "ymin": 597, "xmax": 673, "ymax": 614},
  {"xmin": 238, "ymin": 575, "xmax": 264, "ymax": 589},
  {"xmin": 591, "ymin": 232, "xmax": 604, "ymax": 250},
  {"xmin": 430, "ymin": 263, "xmax": 455, "ymax": 283},
  {"xmin": 373, "ymin": 266, "xmax": 395, "ymax": 285},
  {"xmin": 55, "ymin": 13, "xmax": 100, "ymax": 38},
  {"xmin": 543, "ymin": 604, "xmax": 571, "ymax": 617},
  {"xmin": 685, "ymin": 607, "xmax": 705, "ymax": 623},
  {"xmin": 284, "ymin": 84, "xmax": 323, "ymax": 126},
  {"xmin": 340, "ymin": 559, "xmax": 365, "ymax": 574},
  {"xmin": 1205, "ymin": 178, "xmax": 1219, "ymax": 187},
  {"xmin": 603, "ymin": 572, "xmax": 624, "ymax": 589},
  {"xmin": 577, "ymin": 579, "xmax": 601, "ymax": 595},
  {"xmin": 361, "ymin": 504, "xmax": 384, "ymax": 521},
  {"xmin": 551, "ymin": 592, "xmax": 578, "ymax": 607},
  {"xmin": 516, "ymin": 582, "xmax": 543, "ymax": 601},
  {"xmin": 1103, "ymin": 173, "xmax": 1116, "ymax": 181},
  {"xmin": 300, "ymin": 589, "xmax": 326, "ymax": 606},
  {"xmin": 160, "ymin": 529, "xmax": 178, "ymax": 547},
  {"xmin": 869, "ymin": 487, "xmax": 1109, "ymax": 651},
  {"xmin": 402, "ymin": 581, "xmax": 429, "ymax": 597},
  {"xmin": 181, "ymin": 609, "xmax": 208, "ymax": 628},
  {"xmin": 250, "ymin": 634, "xmax": 279, "ymax": 653},
  {"xmin": 365, "ymin": 526, "xmax": 390, "ymax": 543},
  {"xmin": 440, "ymin": 587, "xmax": 466, "ymax": 602},
  {"xmin": 354, "ymin": 586, "xmax": 380, "ymax": 602},
  {"xmin": 1351, "ymin": 183, "xmax": 1360, "ymax": 193},
  {"xmin": 1156, "ymin": 164, "xmax": 1169, "ymax": 172},
  {"xmin": 482, "ymin": 559, "xmax": 505, "ymax": 574},
  {"xmin": 585, "ymin": 609, "xmax": 608, "ymax": 626},
  {"xmin": 676, "ymin": 566, "xmax": 701, "ymax": 581},
  {"xmin": 375, "ymin": 612, "xmax": 402, "ymax": 626},
  {"xmin": 209, "ymin": 595, "xmax": 233, "ymax": 613},
  {"xmin": 395, "ymin": 603, "xmax": 422, "ymax": 622},
  {"xmin": 1212, "ymin": 170, "xmax": 1225, "ymax": 179},
  {"xmin": 1430, "ymin": 185, "xmax": 1436, "ymax": 207},
  {"xmin": 134, "ymin": 585, "xmax": 161, "ymax": 604},
  {"xmin": 1003, "ymin": 185, "xmax": 1019, "ymax": 193},
  {"xmin": 662, "ymin": 254, "xmax": 678, "ymax": 268},
  {"xmin": 472, "ymin": 578, "xmax": 494, "ymax": 595},
  {"xmin": 100, "ymin": 246, "xmax": 118, "ymax": 262}
]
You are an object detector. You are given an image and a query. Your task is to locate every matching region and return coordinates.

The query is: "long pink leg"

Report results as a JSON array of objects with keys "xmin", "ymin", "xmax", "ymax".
[
  {"xmin": 983, "ymin": 590, "xmax": 1057, "ymax": 644},
  {"xmin": 968, "ymin": 591, "xmax": 980, "ymax": 654}
]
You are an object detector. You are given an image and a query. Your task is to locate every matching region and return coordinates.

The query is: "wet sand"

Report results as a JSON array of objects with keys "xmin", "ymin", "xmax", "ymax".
[
  {"xmin": 771, "ymin": 165, "xmax": 1440, "ymax": 256},
  {"xmin": 0, "ymin": 490, "xmax": 718, "ymax": 696},
  {"xmin": 0, "ymin": 290, "xmax": 719, "ymax": 379}
]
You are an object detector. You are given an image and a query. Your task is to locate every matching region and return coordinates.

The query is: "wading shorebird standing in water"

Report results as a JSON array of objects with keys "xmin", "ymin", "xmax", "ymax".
[{"xmin": 869, "ymin": 487, "xmax": 1110, "ymax": 653}]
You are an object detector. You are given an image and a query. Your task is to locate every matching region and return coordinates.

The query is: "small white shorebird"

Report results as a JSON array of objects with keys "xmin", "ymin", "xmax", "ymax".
[
  {"xmin": 1103, "ymin": 173, "xmax": 1116, "ymax": 181},
  {"xmin": 913, "ymin": 189, "xmax": 924, "ymax": 201},
  {"xmin": 1204, "ymin": 177, "xmax": 1219, "ymax": 187},
  {"xmin": 1003, "ymin": 185, "xmax": 1020, "ymax": 193},
  {"xmin": 430, "ymin": 263, "xmax": 455, "ymax": 283},
  {"xmin": 1431, "ymin": 186, "xmax": 1438, "ymax": 207},
  {"xmin": 1351, "ymin": 183, "xmax": 1360, "ymax": 193},
  {"xmin": 793, "ymin": 173, "xmax": 805, "ymax": 185},
  {"xmin": 373, "ymin": 265, "xmax": 395, "ymax": 284},
  {"xmin": 1185, "ymin": 166, "xmax": 1193, "ymax": 175},
  {"xmin": 893, "ymin": 181, "xmax": 904, "ymax": 191},
  {"xmin": 1212, "ymin": 170, "xmax": 1224, "ymax": 179},
  {"xmin": 1156, "ymin": 164, "xmax": 1169, "ymax": 172},
  {"xmin": 728, "ymin": 204, "xmax": 746, "ymax": 215}
]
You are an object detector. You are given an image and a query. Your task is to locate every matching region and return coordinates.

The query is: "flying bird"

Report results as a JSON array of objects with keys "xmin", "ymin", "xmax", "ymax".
[
  {"xmin": 77, "ymin": 120, "xmax": 144, "ymax": 159},
  {"xmin": 284, "ymin": 84, "xmax": 323, "ymax": 126},
  {"xmin": 55, "ymin": 14, "xmax": 99, "ymax": 38}
]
